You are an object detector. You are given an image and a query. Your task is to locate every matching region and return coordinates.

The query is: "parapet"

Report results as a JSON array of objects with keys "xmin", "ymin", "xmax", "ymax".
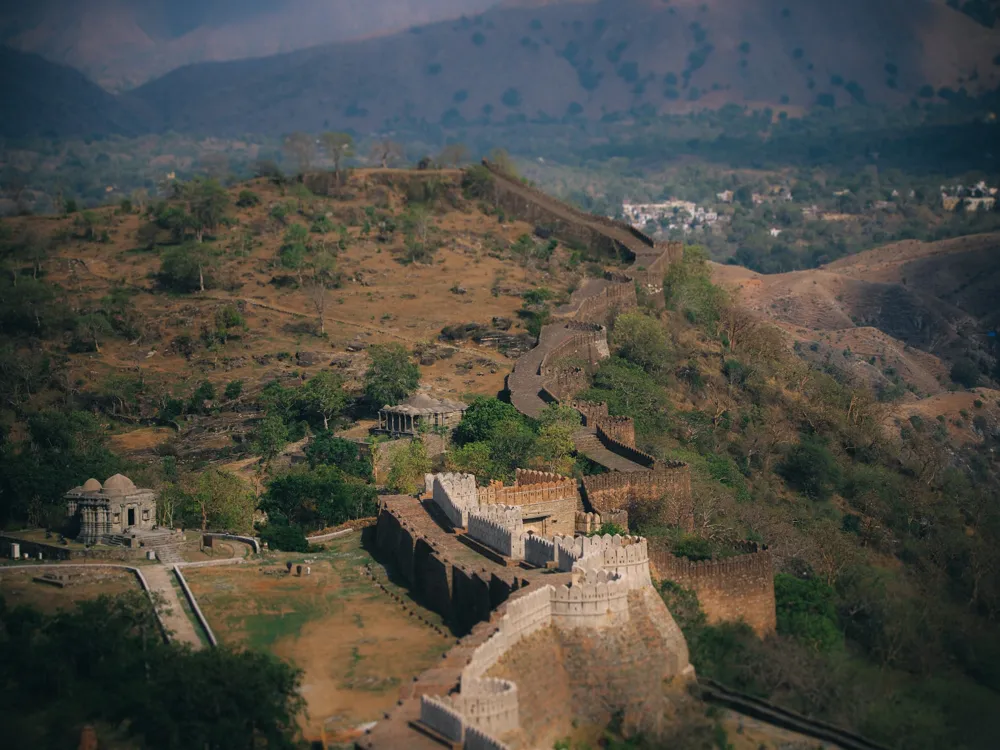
[{"xmin": 650, "ymin": 542, "xmax": 776, "ymax": 636}]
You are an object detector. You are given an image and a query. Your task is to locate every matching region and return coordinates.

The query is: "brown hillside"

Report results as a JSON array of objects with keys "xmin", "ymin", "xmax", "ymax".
[
  {"xmin": 1, "ymin": 170, "xmax": 575, "ymax": 457},
  {"xmin": 128, "ymin": 0, "xmax": 1000, "ymax": 135},
  {"xmin": 712, "ymin": 231, "xmax": 1000, "ymax": 400}
]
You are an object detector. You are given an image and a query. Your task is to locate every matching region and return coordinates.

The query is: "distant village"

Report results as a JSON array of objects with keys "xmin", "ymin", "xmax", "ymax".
[
  {"xmin": 940, "ymin": 181, "xmax": 998, "ymax": 212},
  {"xmin": 621, "ymin": 179, "xmax": 998, "ymax": 238}
]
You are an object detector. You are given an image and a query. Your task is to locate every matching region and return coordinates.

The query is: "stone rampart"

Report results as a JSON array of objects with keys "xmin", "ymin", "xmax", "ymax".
[
  {"xmin": 539, "ymin": 327, "xmax": 610, "ymax": 377},
  {"xmin": 551, "ymin": 572, "xmax": 630, "ymax": 629},
  {"xmin": 374, "ymin": 498, "xmax": 524, "ymax": 633},
  {"xmin": 524, "ymin": 535, "xmax": 556, "ymax": 568},
  {"xmin": 582, "ymin": 463, "xmax": 693, "ymax": 531},
  {"xmin": 430, "ymin": 472, "xmax": 478, "ymax": 529},
  {"xmin": 594, "ymin": 427, "xmax": 657, "ymax": 468},
  {"xmin": 465, "ymin": 726, "xmax": 509, "ymax": 750},
  {"xmin": 650, "ymin": 543, "xmax": 777, "ymax": 636},
  {"xmin": 568, "ymin": 400, "xmax": 609, "ymax": 426},
  {"xmin": 468, "ymin": 513, "xmax": 525, "ymax": 561},
  {"xmin": 514, "ymin": 469, "xmax": 567, "ymax": 487},
  {"xmin": 460, "ymin": 678, "xmax": 520, "ymax": 738},
  {"xmin": 574, "ymin": 510, "xmax": 629, "ymax": 534},
  {"xmin": 594, "ymin": 416, "xmax": 636, "ymax": 448},
  {"xmin": 419, "ymin": 695, "xmax": 465, "ymax": 743},
  {"xmin": 540, "ymin": 369, "xmax": 589, "ymax": 402},
  {"xmin": 572, "ymin": 283, "xmax": 638, "ymax": 325},
  {"xmin": 480, "ymin": 160, "xmax": 655, "ymax": 259}
]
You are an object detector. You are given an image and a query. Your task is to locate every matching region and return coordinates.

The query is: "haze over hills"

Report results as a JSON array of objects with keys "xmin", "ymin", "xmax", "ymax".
[
  {"xmin": 97, "ymin": 0, "xmax": 1000, "ymax": 136},
  {"xmin": 0, "ymin": 0, "xmax": 501, "ymax": 91},
  {"xmin": 0, "ymin": 0, "xmax": 998, "ymax": 138}
]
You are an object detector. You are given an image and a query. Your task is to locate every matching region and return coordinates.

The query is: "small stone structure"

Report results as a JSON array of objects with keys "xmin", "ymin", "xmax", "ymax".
[
  {"xmin": 374, "ymin": 392, "xmax": 468, "ymax": 437},
  {"xmin": 65, "ymin": 475, "xmax": 158, "ymax": 545}
]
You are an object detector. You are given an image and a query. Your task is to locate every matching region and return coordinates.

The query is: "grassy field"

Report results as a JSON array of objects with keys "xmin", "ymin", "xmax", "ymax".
[
  {"xmin": 0, "ymin": 566, "xmax": 139, "ymax": 614},
  {"xmin": 184, "ymin": 533, "xmax": 451, "ymax": 741}
]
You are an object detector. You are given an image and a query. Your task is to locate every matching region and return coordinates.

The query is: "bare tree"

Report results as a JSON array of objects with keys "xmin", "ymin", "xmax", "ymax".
[
  {"xmin": 438, "ymin": 142, "xmax": 469, "ymax": 168},
  {"xmin": 305, "ymin": 241, "xmax": 338, "ymax": 335},
  {"xmin": 283, "ymin": 132, "xmax": 316, "ymax": 174},
  {"xmin": 370, "ymin": 139, "xmax": 404, "ymax": 169},
  {"xmin": 320, "ymin": 132, "xmax": 354, "ymax": 184}
]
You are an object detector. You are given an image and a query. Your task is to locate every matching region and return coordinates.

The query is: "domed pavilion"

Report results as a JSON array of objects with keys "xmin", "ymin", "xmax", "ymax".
[
  {"xmin": 375, "ymin": 392, "xmax": 468, "ymax": 436},
  {"xmin": 65, "ymin": 474, "xmax": 158, "ymax": 544}
]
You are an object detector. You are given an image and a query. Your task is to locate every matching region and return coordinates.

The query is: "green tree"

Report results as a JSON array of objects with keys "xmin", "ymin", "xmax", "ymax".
[
  {"xmin": 183, "ymin": 179, "xmax": 229, "ymax": 242},
  {"xmin": 778, "ymin": 436, "xmax": 841, "ymax": 500},
  {"xmin": 454, "ymin": 397, "xmax": 525, "ymax": 445},
  {"xmin": 775, "ymin": 573, "xmax": 842, "ymax": 652},
  {"xmin": 301, "ymin": 371, "xmax": 347, "ymax": 430},
  {"xmin": 0, "ymin": 591, "xmax": 305, "ymax": 748},
  {"xmin": 74, "ymin": 312, "xmax": 113, "ymax": 353},
  {"xmin": 194, "ymin": 469, "xmax": 255, "ymax": 533},
  {"xmin": 252, "ymin": 413, "xmax": 289, "ymax": 474},
  {"xmin": 283, "ymin": 132, "xmax": 315, "ymax": 173},
  {"xmin": 264, "ymin": 465, "xmax": 376, "ymax": 530},
  {"xmin": 363, "ymin": 344, "xmax": 419, "ymax": 407},
  {"xmin": 159, "ymin": 243, "xmax": 216, "ymax": 293},
  {"xmin": 612, "ymin": 311, "xmax": 673, "ymax": 374},
  {"xmin": 305, "ymin": 433, "xmax": 372, "ymax": 479},
  {"xmin": 387, "ymin": 439, "xmax": 431, "ymax": 494}
]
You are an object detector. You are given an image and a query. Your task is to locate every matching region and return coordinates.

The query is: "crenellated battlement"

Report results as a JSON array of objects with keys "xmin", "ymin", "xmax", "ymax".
[
  {"xmin": 594, "ymin": 415, "xmax": 636, "ymax": 447},
  {"xmin": 574, "ymin": 509, "xmax": 628, "ymax": 534},
  {"xmin": 582, "ymin": 463, "xmax": 693, "ymax": 531},
  {"xmin": 515, "ymin": 468, "xmax": 569, "ymax": 486},
  {"xmin": 650, "ymin": 542, "xmax": 776, "ymax": 636}
]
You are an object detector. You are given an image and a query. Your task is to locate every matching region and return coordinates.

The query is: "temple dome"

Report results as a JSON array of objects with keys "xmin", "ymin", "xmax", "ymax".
[
  {"xmin": 81, "ymin": 478, "xmax": 103, "ymax": 492},
  {"xmin": 102, "ymin": 474, "xmax": 136, "ymax": 496}
]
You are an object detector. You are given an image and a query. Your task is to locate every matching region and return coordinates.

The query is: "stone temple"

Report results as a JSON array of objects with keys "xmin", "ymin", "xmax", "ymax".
[
  {"xmin": 375, "ymin": 393, "xmax": 468, "ymax": 437},
  {"xmin": 65, "ymin": 474, "xmax": 158, "ymax": 545}
]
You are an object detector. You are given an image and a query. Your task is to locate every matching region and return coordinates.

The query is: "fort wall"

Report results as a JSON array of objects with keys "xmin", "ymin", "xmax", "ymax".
[
  {"xmin": 375, "ymin": 499, "xmax": 525, "ymax": 634},
  {"xmin": 524, "ymin": 535, "xmax": 556, "ymax": 568},
  {"xmin": 574, "ymin": 510, "xmax": 628, "ymax": 534},
  {"xmin": 582, "ymin": 463, "xmax": 694, "ymax": 532},
  {"xmin": 539, "ymin": 327, "xmax": 609, "ymax": 377},
  {"xmin": 594, "ymin": 416, "xmax": 636, "ymax": 447},
  {"xmin": 650, "ymin": 543, "xmax": 777, "ymax": 636},
  {"xmin": 419, "ymin": 695, "xmax": 465, "ymax": 744},
  {"xmin": 430, "ymin": 472, "xmax": 478, "ymax": 529},
  {"xmin": 468, "ymin": 513, "xmax": 525, "ymax": 561},
  {"xmin": 568, "ymin": 400, "xmax": 609, "ymax": 426},
  {"xmin": 593, "ymin": 427, "xmax": 657, "ymax": 468}
]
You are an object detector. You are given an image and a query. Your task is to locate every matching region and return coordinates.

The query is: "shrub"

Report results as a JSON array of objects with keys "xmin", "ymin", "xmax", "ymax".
[
  {"xmin": 775, "ymin": 573, "xmax": 841, "ymax": 652},
  {"xmin": 778, "ymin": 436, "xmax": 841, "ymax": 500},
  {"xmin": 950, "ymin": 359, "xmax": 980, "ymax": 389},
  {"xmin": 236, "ymin": 190, "xmax": 260, "ymax": 208},
  {"xmin": 259, "ymin": 522, "xmax": 310, "ymax": 552},
  {"xmin": 224, "ymin": 380, "xmax": 244, "ymax": 400}
]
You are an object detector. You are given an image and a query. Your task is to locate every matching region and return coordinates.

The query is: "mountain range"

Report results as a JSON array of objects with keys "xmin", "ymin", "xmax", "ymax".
[
  {"xmin": 0, "ymin": 0, "xmax": 500, "ymax": 91},
  {"xmin": 1, "ymin": 0, "xmax": 999, "ymax": 139}
]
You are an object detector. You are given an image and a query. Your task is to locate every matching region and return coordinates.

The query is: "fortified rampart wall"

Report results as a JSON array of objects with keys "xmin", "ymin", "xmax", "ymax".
[
  {"xmin": 568, "ymin": 400, "xmax": 609, "ymax": 425},
  {"xmin": 374, "ymin": 499, "xmax": 526, "ymax": 633},
  {"xmin": 468, "ymin": 512, "xmax": 525, "ymax": 561},
  {"xmin": 574, "ymin": 509, "xmax": 629, "ymax": 534},
  {"xmin": 572, "ymin": 282, "xmax": 639, "ymax": 324},
  {"xmin": 429, "ymin": 472, "xmax": 478, "ymax": 528},
  {"xmin": 650, "ymin": 542, "xmax": 777, "ymax": 636},
  {"xmin": 582, "ymin": 463, "xmax": 694, "ymax": 531},
  {"xmin": 594, "ymin": 416, "xmax": 636, "ymax": 447},
  {"xmin": 539, "ymin": 327, "xmax": 610, "ymax": 377}
]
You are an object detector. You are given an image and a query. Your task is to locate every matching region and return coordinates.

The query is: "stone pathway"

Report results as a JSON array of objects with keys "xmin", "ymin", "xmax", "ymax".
[{"xmin": 142, "ymin": 565, "xmax": 203, "ymax": 649}]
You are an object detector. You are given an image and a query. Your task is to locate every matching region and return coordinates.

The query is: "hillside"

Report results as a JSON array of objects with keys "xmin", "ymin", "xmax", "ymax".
[
  {"xmin": 3, "ymin": 168, "xmax": 1000, "ymax": 750},
  {"xmin": 125, "ymin": 0, "xmax": 1000, "ymax": 135},
  {"xmin": 713, "ymin": 232, "xmax": 1000, "ymax": 402},
  {"xmin": 0, "ymin": 0, "xmax": 499, "ymax": 91},
  {"xmin": 0, "ymin": 48, "xmax": 149, "ymax": 138}
]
